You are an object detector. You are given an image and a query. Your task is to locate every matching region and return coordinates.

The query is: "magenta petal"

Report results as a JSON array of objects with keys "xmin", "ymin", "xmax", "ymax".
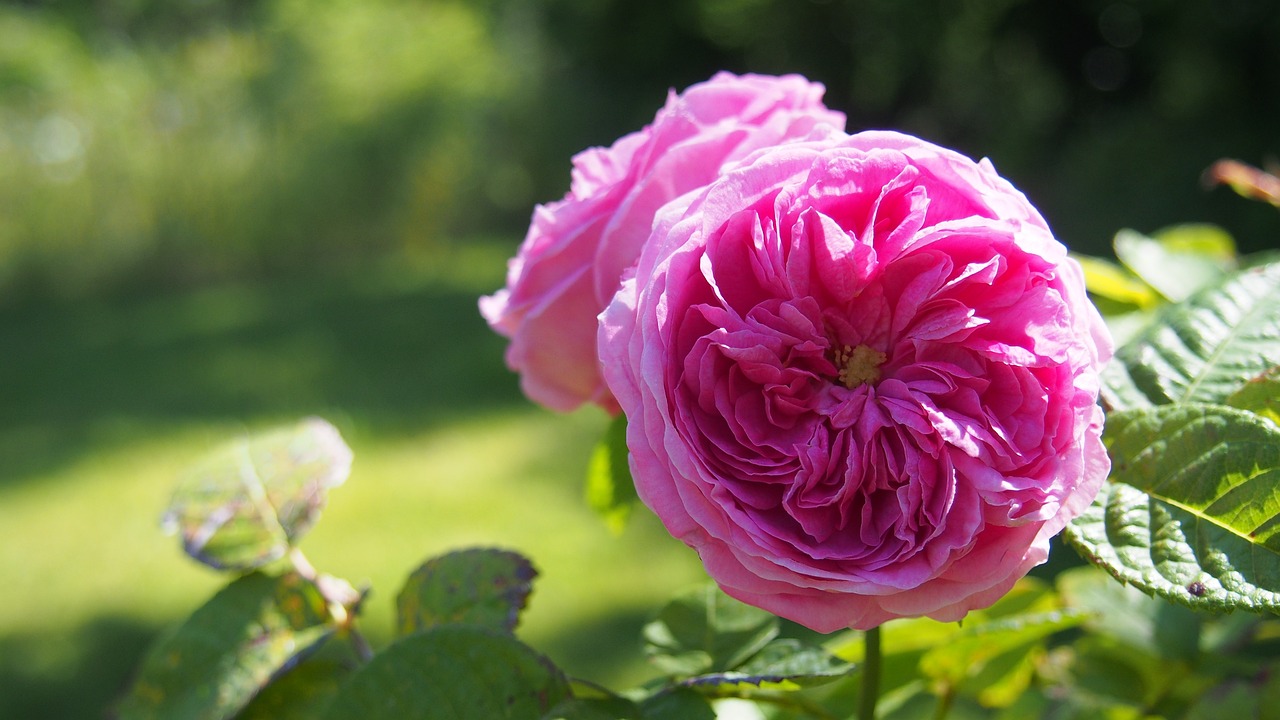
[
  {"xmin": 597, "ymin": 124, "xmax": 1112, "ymax": 633},
  {"xmin": 486, "ymin": 72, "xmax": 846, "ymax": 413}
]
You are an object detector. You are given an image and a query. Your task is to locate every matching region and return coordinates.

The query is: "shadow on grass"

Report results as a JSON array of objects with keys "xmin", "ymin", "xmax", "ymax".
[
  {"xmin": 0, "ymin": 263, "xmax": 524, "ymax": 487},
  {"xmin": 0, "ymin": 615, "xmax": 155, "ymax": 720},
  {"xmin": 537, "ymin": 606, "xmax": 659, "ymax": 691}
]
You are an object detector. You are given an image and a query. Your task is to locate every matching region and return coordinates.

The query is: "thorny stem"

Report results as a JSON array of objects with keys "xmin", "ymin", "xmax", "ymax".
[{"xmin": 860, "ymin": 625, "xmax": 881, "ymax": 720}]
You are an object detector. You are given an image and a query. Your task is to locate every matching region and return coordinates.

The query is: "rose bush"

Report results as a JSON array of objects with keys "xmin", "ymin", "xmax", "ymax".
[
  {"xmin": 599, "ymin": 129, "xmax": 1113, "ymax": 632},
  {"xmin": 480, "ymin": 72, "xmax": 845, "ymax": 412}
]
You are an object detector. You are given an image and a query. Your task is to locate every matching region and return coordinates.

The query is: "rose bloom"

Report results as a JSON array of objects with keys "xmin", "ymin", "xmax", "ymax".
[
  {"xmin": 599, "ymin": 129, "xmax": 1113, "ymax": 632},
  {"xmin": 480, "ymin": 72, "xmax": 845, "ymax": 412}
]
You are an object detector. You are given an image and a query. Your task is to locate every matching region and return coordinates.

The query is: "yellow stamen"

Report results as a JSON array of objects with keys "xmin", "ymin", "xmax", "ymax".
[{"xmin": 834, "ymin": 344, "xmax": 886, "ymax": 389}]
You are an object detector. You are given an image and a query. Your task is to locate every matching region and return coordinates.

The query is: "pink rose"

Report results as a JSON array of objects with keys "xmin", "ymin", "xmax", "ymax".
[
  {"xmin": 599, "ymin": 130, "xmax": 1113, "ymax": 632},
  {"xmin": 480, "ymin": 72, "xmax": 845, "ymax": 412}
]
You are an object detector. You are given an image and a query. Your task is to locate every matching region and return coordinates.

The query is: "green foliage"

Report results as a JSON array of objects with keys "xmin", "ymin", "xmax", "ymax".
[
  {"xmin": 161, "ymin": 418, "xmax": 351, "ymax": 570},
  {"xmin": 1103, "ymin": 261, "xmax": 1280, "ymax": 410},
  {"xmin": 1227, "ymin": 365, "xmax": 1280, "ymax": 425},
  {"xmin": 1077, "ymin": 225, "xmax": 1243, "ymax": 346},
  {"xmin": 1069, "ymin": 235, "xmax": 1280, "ymax": 615},
  {"xmin": 635, "ymin": 689, "xmax": 717, "ymax": 719},
  {"xmin": 320, "ymin": 626, "xmax": 571, "ymax": 720},
  {"xmin": 395, "ymin": 548, "xmax": 537, "ymax": 637},
  {"xmin": 0, "ymin": 0, "xmax": 524, "ymax": 295},
  {"xmin": 696, "ymin": 638, "xmax": 855, "ymax": 689},
  {"xmin": 643, "ymin": 584, "xmax": 780, "ymax": 678},
  {"xmin": 1108, "ymin": 404, "xmax": 1280, "ymax": 555},
  {"xmin": 544, "ymin": 692, "xmax": 645, "ymax": 720},
  {"xmin": 918, "ymin": 609, "xmax": 1088, "ymax": 708},
  {"xmin": 124, "ymin": 400, "xmax": 1280, "ymax": 720},
  {"xmin": 115, "ymin": 572, "xmax": 337, "ymax": 720},
  {"xmin": 234, "ymin": 656, "xmax": 351, "ymax": 720},
  {"xmin": 1112, "ymin": 225, "xmax": 1238, "ymax": 303},
  {"xmin": 113, "ymin": 201, "xmax": 1280, "ymax": 718},
  {"xmin": 585, "ymin": 414, "xmax": 637, "ymax": 534}
]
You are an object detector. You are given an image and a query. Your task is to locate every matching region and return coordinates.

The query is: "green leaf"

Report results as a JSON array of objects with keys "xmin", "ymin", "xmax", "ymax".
[
  {"xmin": 636, "ymin": 689, "xmax": 716, "ymax": 720},
  {"xmin": 679, "ymin": 638, "xmax": 854, "ymax": 691},
  {"xmin": 320, "ymin": 626, "xmax": 570, "ymax": 720},
  {"xmin": 875, "ymin": 680, "xmax": 938, "ymax": 720},
  {"xmin": 116, "ymin": 572, "xmax": 336, "ymax": 720},
  {"xmin": 585, "ymin": 413, "xmax": 637, "ymax": 534},
  {"xmin": 1183, "ymin": 680, "xmax": 1265, "ymax": 720},
  {"xmin": 542, "ymin": 696, "xmax": 642, "ymax": 720},
  {"xmin": 395, "ymin": 548, "xmax": 537, "ymax": 637},
  {"xmin": 1075, "ymin": 253, "xmax": 1160, "ymax": 310},
  {"xmin": 1113, "ymin": 225, "xmax": 1237, "ymax": 303},
  {"xmin": 1105, "ymin": 261, "xmax": 1280, "ymax": 410},
  {"xmin": 1055, "ymin": 635, "xmax": 1173, "ymax": 712},
  {"xmin": 162, "ymin": 418, "xmax": 353, "ymax": 570},
  {"xmin": 1226, "ymin": 365, "xmax": 1280, "ymax": 425},
  {"xmin": 235, "ymin": 655, "xmax": 351, "ymax": 720},
  {"xmin": 642, "ymin": 584, "xmax": 779, "ymax": 678},
  {"xmin": 919, "ymin": 610, "xmax": 1088, "ymax": 707},
  {"xmin": 1064, "ymin": 479, "xmax": 1280, "ymax": 613},
  {"xmin": 1056, "ymin": 566, "xmax": 1202, "ymax": 662},
  {"xmin": 1107, "ymin": 404, "xmax": 1280, "ymax": 554},
  {"xmin": 1070, "ymin": 401, "xmax": 1280, "ymax": 611}
]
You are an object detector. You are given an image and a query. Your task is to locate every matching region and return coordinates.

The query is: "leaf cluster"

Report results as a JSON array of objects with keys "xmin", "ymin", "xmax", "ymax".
[
  {"xmin": 115, "ymin": 420, "xmax": 856, "ymax": 720},
  {"xmin": 1069, "ymin": 227, "xmax": 1280, "ymax": 614},
  {"xmin": 116, "ymin": 218, "xmax": 1280, "ymax": 719}
]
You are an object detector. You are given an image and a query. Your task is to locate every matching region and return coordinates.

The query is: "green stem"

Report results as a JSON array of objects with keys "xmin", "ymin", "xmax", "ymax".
[
  {"xmin": 345, "ymin": 624, "xmax": 375, "ymax": 664},
  {"xmin": 932, "ymin": 687, "xmax": 954, "ymax": 720},
  {"xmin": 860, "ymin": 625, "xmax": 882, "ymax": 720},
  {"xmin": 288, "ymin": 548, "xmax": 373, "ymax": 662}
]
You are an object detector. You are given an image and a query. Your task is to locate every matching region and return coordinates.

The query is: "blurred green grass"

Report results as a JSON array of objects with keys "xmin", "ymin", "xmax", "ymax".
[{"xmin": 0, "ymin": 243, "xmax": 704, "ymax": 719}]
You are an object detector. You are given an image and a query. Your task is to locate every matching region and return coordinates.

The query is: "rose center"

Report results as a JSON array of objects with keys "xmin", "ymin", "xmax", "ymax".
[{"xmin": 833, "ymin": 344, "xmax": 886, "ymax": 389}]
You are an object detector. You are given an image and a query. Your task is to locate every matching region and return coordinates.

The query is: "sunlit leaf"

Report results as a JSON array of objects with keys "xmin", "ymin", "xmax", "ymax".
[
  {"xmin": 162, "ymin": 418, "xmax": 353, "ymax": 570},
  {"xmin": 1075, "ymin": 253, "xmax": 1160, "ymax": 310},
  {"xmin": 642, "ymin": 584, "xmax": 779, "ymax": 678},
  {"xmin": 919, "ymin": 610, "xmax": 1087, "ymax": 707},
  {"xmin": 1103, "ymin": 261, "xmax": 1280, "ymax": 410},
  {"xmin": 1109, "ymin": 404, "xmax": 1280, "ymax": 553},
  {"xmin": 585, "ymin": 413, "xmax": 637, "ymax": 534},
  {"xmin": 1064, "ymin": 479, "xmax": 1280, "ymax": 613},
  {"xmin": 1225, "ymin": 365, "xmax": 1280, "ymax": 426},
  {"xmin": 1113, "ymin": 225, "xmax": 1237, "ymax": 303},
  {"xmin": 1070, "ymin": 402, "xmax": 1280, "ymax": 612},
  {"xmin": 320, "ymin": 626, "xmax": 570, "ymax": 720},
  {"xmin": 395, "ymin": 548, "xmax": 537, "ymax": 637},
  {"xmin": 116, "ymin": 572, "xmax": 335, "ymax": 720}
]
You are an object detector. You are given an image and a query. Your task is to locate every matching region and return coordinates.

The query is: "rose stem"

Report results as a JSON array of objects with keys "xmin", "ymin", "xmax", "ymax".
[
  {"xmin": 289, "ymin": 547, "xmax": 375, "ymax": 663},
  {"xmin": 859, "ymin": 624, "xmax": 882, "ymax": 720}
]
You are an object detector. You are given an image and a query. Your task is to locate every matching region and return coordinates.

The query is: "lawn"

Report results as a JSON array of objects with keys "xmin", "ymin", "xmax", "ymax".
[{"xmin": 0, "ymin": 242, "xmax": 704, "ymax": 720}]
